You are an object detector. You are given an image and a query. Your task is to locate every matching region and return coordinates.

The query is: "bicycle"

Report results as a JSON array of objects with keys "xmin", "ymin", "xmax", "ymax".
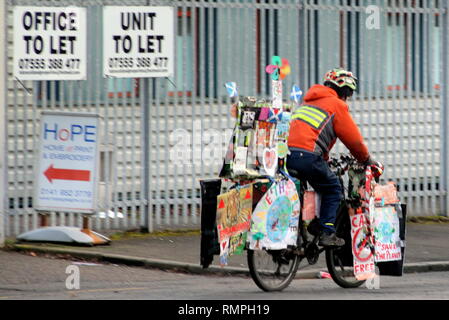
[{"xmin": 246, "ymin": 154, "xmax": 381, "ymax": 291}]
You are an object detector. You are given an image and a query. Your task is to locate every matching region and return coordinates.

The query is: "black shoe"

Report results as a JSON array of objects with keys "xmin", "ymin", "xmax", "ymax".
[{"xmin": 318, "ymin": 232, "xmax": 345, "ymax": 247}]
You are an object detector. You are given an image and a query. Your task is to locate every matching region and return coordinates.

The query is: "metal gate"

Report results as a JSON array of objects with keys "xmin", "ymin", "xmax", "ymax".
[{"xmin": 1, "ymin": 0, "xmax": 448, "ymax": 239}]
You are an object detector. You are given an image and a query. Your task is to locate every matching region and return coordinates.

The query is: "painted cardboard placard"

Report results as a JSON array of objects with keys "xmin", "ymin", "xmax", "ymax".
[
  {"xmin": 374, "ymin": 183, "xmax": 399, "ymax": 205},
  {"xmin": 349, "ymin": 208, "xmax": 376, "ymax": 280},
  {"xmin": 272, "ymin": 80, "xmax": 283, "ymax": 109},
  {"xmin": 13, "ymin": 6, "xmax": 87, "ymax": 80},
  {"xmin": 277, "ymin": 142, "xmax": 289, "ymax": 159},
  {"xmin": 249, "ymin": 179, "xmax": 300, "ymax": 250},
  {"xmin": 373, "ymin": 206, "xmax": 402, "ymax": 262},
  {"xmin": 240, "ymin": 108, "xmax": 259, "ymax": 130},
  {"xmin": 216, "ymin": 184, "xmax": 253, "ymax": 265}
]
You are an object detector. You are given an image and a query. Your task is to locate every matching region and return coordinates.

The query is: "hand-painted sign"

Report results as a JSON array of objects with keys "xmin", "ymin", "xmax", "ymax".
[
  {"xmin": 103, "ymin": 6, "xmax": 174, "ymax": 78},
  {"xmin": 349, "ymin": 208, "xmax": 376, "ymax": 280},
  {"xmin": 373, "ymin": 206, "xmax": 402, "ymax": 262},
  {"xmin": 249, "ymin": 179, "xmax": 300, "ymax": 250},
  {"xmin": 35, "ymin": 112, "xmax": 100, "ymax": 213},
  {"xmin": 13, "ymin": 6, "xmax": 86, "ymax": 80},
  {"xmin": 216, "ymin": 184, "xmax": 253, "ymax": 265}
]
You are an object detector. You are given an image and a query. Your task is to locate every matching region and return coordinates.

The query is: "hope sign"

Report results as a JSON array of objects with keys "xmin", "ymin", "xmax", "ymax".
[{"xmin": 44, "ymin": 123, "xmax": 96, "ymax": 142}]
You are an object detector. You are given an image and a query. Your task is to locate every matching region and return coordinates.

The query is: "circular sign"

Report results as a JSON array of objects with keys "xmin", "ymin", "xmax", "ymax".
[
  {"xmin": 352, "ymin": 227, "xmax": 374, "ymax": 262},
  {"xmin": 266, "ymin": 195, "xmax": 292, "ymax": 243}
]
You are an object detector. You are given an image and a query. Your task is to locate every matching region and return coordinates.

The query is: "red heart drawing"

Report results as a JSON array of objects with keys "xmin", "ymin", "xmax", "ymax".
[
  {"xmin": 264, "ymin": 149, "xmax": 276, "ymax": 167},
  {"xmin": 262, "ymin": 148, "xmax": 277, "ymax": 176}
]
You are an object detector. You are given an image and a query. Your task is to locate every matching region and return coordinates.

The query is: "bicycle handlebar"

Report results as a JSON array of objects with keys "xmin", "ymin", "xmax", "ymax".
[{"xmin": 328, "ymin": 154, "xmax": 384, "ymax": 178}]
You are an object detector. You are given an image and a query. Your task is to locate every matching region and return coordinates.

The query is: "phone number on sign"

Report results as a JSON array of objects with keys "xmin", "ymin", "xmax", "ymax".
[
  {"xmin": 108, "ymin": 57, "xmax": 169, "ymax": 69},
  {"xmin": 18, "ymin": 58, "xmax": 81, "ymax": 70}
]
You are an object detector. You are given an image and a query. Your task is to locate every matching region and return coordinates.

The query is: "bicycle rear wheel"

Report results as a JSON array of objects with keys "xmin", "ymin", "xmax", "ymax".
[
  {"xmin": 247, "ymin": 248, "xmax": 300, "ymax": 292},
  {"xmin": 325, "ymin": 206, "xmax": 366, "ymax": 288}
]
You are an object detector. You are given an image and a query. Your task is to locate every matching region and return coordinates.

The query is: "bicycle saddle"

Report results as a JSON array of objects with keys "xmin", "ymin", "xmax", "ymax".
[{"xmin": 287, "ymin": 169, "xmax": 300, "ymax": 178}]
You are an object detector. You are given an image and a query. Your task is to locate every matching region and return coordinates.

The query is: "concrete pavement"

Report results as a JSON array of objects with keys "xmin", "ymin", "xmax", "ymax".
[
  {"xmin": 2, "ymin": 250, "xmax": 449, "ymax": 300},
  {"xmin": 6, "ymin": 222, "xmax": 449, "ymax": 279}
]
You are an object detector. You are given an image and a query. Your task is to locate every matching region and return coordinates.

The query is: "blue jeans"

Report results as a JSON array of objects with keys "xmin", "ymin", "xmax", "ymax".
[{"xmin": 287, "ymin": 150, "xmax": 342, "ymax": 234}]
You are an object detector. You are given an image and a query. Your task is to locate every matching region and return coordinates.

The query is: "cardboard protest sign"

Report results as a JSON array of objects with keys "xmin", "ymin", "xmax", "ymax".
[
  {"xmin": 373, "ymin": 206, "xmax": 402, "ymax": 262},
  {"xmin": 216, "ymin": 184, "xmax": 253, "ymax": 265},
  {"xmin": 249, "ymin": 179, "xmax": 300, "ymax": 250},
  {"xmin": 349, "ymin": 208, "xmax": 377, "ymax": 280}
]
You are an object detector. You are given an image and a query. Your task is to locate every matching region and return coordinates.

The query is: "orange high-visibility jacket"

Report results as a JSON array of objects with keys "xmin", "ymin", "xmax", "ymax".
[{"xmin": 287, "ymin": 84, "xmax": 369, "ymax": 162}]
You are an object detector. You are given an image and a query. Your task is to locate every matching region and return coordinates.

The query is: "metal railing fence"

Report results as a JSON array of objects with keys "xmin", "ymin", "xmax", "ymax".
[{"xmin": 2, "ymin": 0, "xmax": 448, "ymax": 237}]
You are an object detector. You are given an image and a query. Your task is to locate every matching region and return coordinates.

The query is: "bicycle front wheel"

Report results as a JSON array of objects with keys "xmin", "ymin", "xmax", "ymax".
[
  {"xmin": 247, "ymin": 248, "xmax": 300, "ymax": 292},
  {"xmin": 325, "ymin": 206, "xmax": 366, "ymax": 288}
]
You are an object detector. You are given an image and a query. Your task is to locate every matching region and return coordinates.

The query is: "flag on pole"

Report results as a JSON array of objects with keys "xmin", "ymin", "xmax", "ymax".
[
  {"xmin": 290, "ymin": 85, "xmax": 303, "ymax": 104},
  {"xmin": 225, "ymin": 82, "xmax": 238, "ymax": 97}
]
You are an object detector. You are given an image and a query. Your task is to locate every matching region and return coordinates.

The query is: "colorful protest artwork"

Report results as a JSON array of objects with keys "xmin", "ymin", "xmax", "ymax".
[
  {"xmin": 276, "ymin": 113, "xmax": 291, "ymax": 161},
  {"xmin": 216, "ymin": 184, "xmax": 253, "ymax": 265},
  {"xmin": 219, "ymin": 55, "xmax": 294, "ymax": 180},
  {"xmin": 374, "ymin": 182, "xmax": 399, "ymax": 206},
  {"xmin": 215, "ymin": 55, "xmax": 297, "ymax": 262},
  {"xmin": 226, "ymin": 105, "xmax": 282, "ymax": 178},
  {"xmin": 272, "ymin": 80, "xmax": 283, "ymax": 109},
  {"xmin": 277, "ymin": 142, "xmax": 289, "ymax": 159},
  {"xmin": 349, "ymin": 207, "xmax": 377, "ymax": 280},
  {"xmin": 249, "ymin": 179, "xmax": 300, "ymax": 250},
  {"xmin": 262, "ymin": 147, "xmax": 278, "ymax": 177},
  {"xmin": 373, "ymin": 206, "xmax": 402, "ymax": 262}
]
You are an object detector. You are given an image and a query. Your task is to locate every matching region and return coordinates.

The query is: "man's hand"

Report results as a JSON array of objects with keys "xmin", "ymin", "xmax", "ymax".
[
  {"xmin": 365, "ymin": 156, "xmax": 384, "ymax": 177},
  {"xmin": 364, "ymin": 155, "xmax": 378, "ymax": 166}
]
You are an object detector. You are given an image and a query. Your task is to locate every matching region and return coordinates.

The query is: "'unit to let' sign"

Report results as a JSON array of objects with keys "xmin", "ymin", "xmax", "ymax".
[
  {"xmin": 13, "ymin": 6, "xmax": 87, "ymax": 80},
  {"xmin": 35, "ymin": 112, "xmax": 100, "ymax": 213},
  {"xmin": 103, "ymin": 6, "xmax": 174, "ymax": 78}
]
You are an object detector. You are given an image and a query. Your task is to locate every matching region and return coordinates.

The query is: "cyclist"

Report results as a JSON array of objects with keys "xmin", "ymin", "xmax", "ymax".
[{"xmin": 287, "ymin": 68, "xmax": 379, "ymax": 247}]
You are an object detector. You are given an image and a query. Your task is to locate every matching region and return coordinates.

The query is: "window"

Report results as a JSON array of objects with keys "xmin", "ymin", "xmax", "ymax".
[
  {"xmin": 166, "ymin": 8, "xmax": 194, "ymax": 98},
  {"xmin": 386, "ymin": 12, "xmax": 406, "ymax": 91},
  {"xmin": 384, "ymin": 0, "xmax": 441, "ymax": 94}
]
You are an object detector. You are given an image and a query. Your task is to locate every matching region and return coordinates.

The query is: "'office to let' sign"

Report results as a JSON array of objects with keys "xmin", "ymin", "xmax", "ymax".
[{"xmin": 21, "ymin": 10, "xmax": 79, "ymax": 54}]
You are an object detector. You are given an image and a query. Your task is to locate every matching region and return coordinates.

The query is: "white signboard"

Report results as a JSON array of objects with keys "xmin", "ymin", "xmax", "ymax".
[
  {"xmin": 103, "ymin": 6, "xmax": 174, "ymax": 78},
  {"xmin": 35, "ymin": 112, "xmax": 100, "ymax": 213},
  {"xmin": 13, "ymin": 6, "xmax": 87, "ymax": 80}
]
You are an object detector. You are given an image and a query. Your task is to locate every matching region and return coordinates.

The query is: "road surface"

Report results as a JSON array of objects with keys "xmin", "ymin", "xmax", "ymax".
[{"xmin": 0, "ymin": 251, "xmax": 448, "ymax": 300}]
